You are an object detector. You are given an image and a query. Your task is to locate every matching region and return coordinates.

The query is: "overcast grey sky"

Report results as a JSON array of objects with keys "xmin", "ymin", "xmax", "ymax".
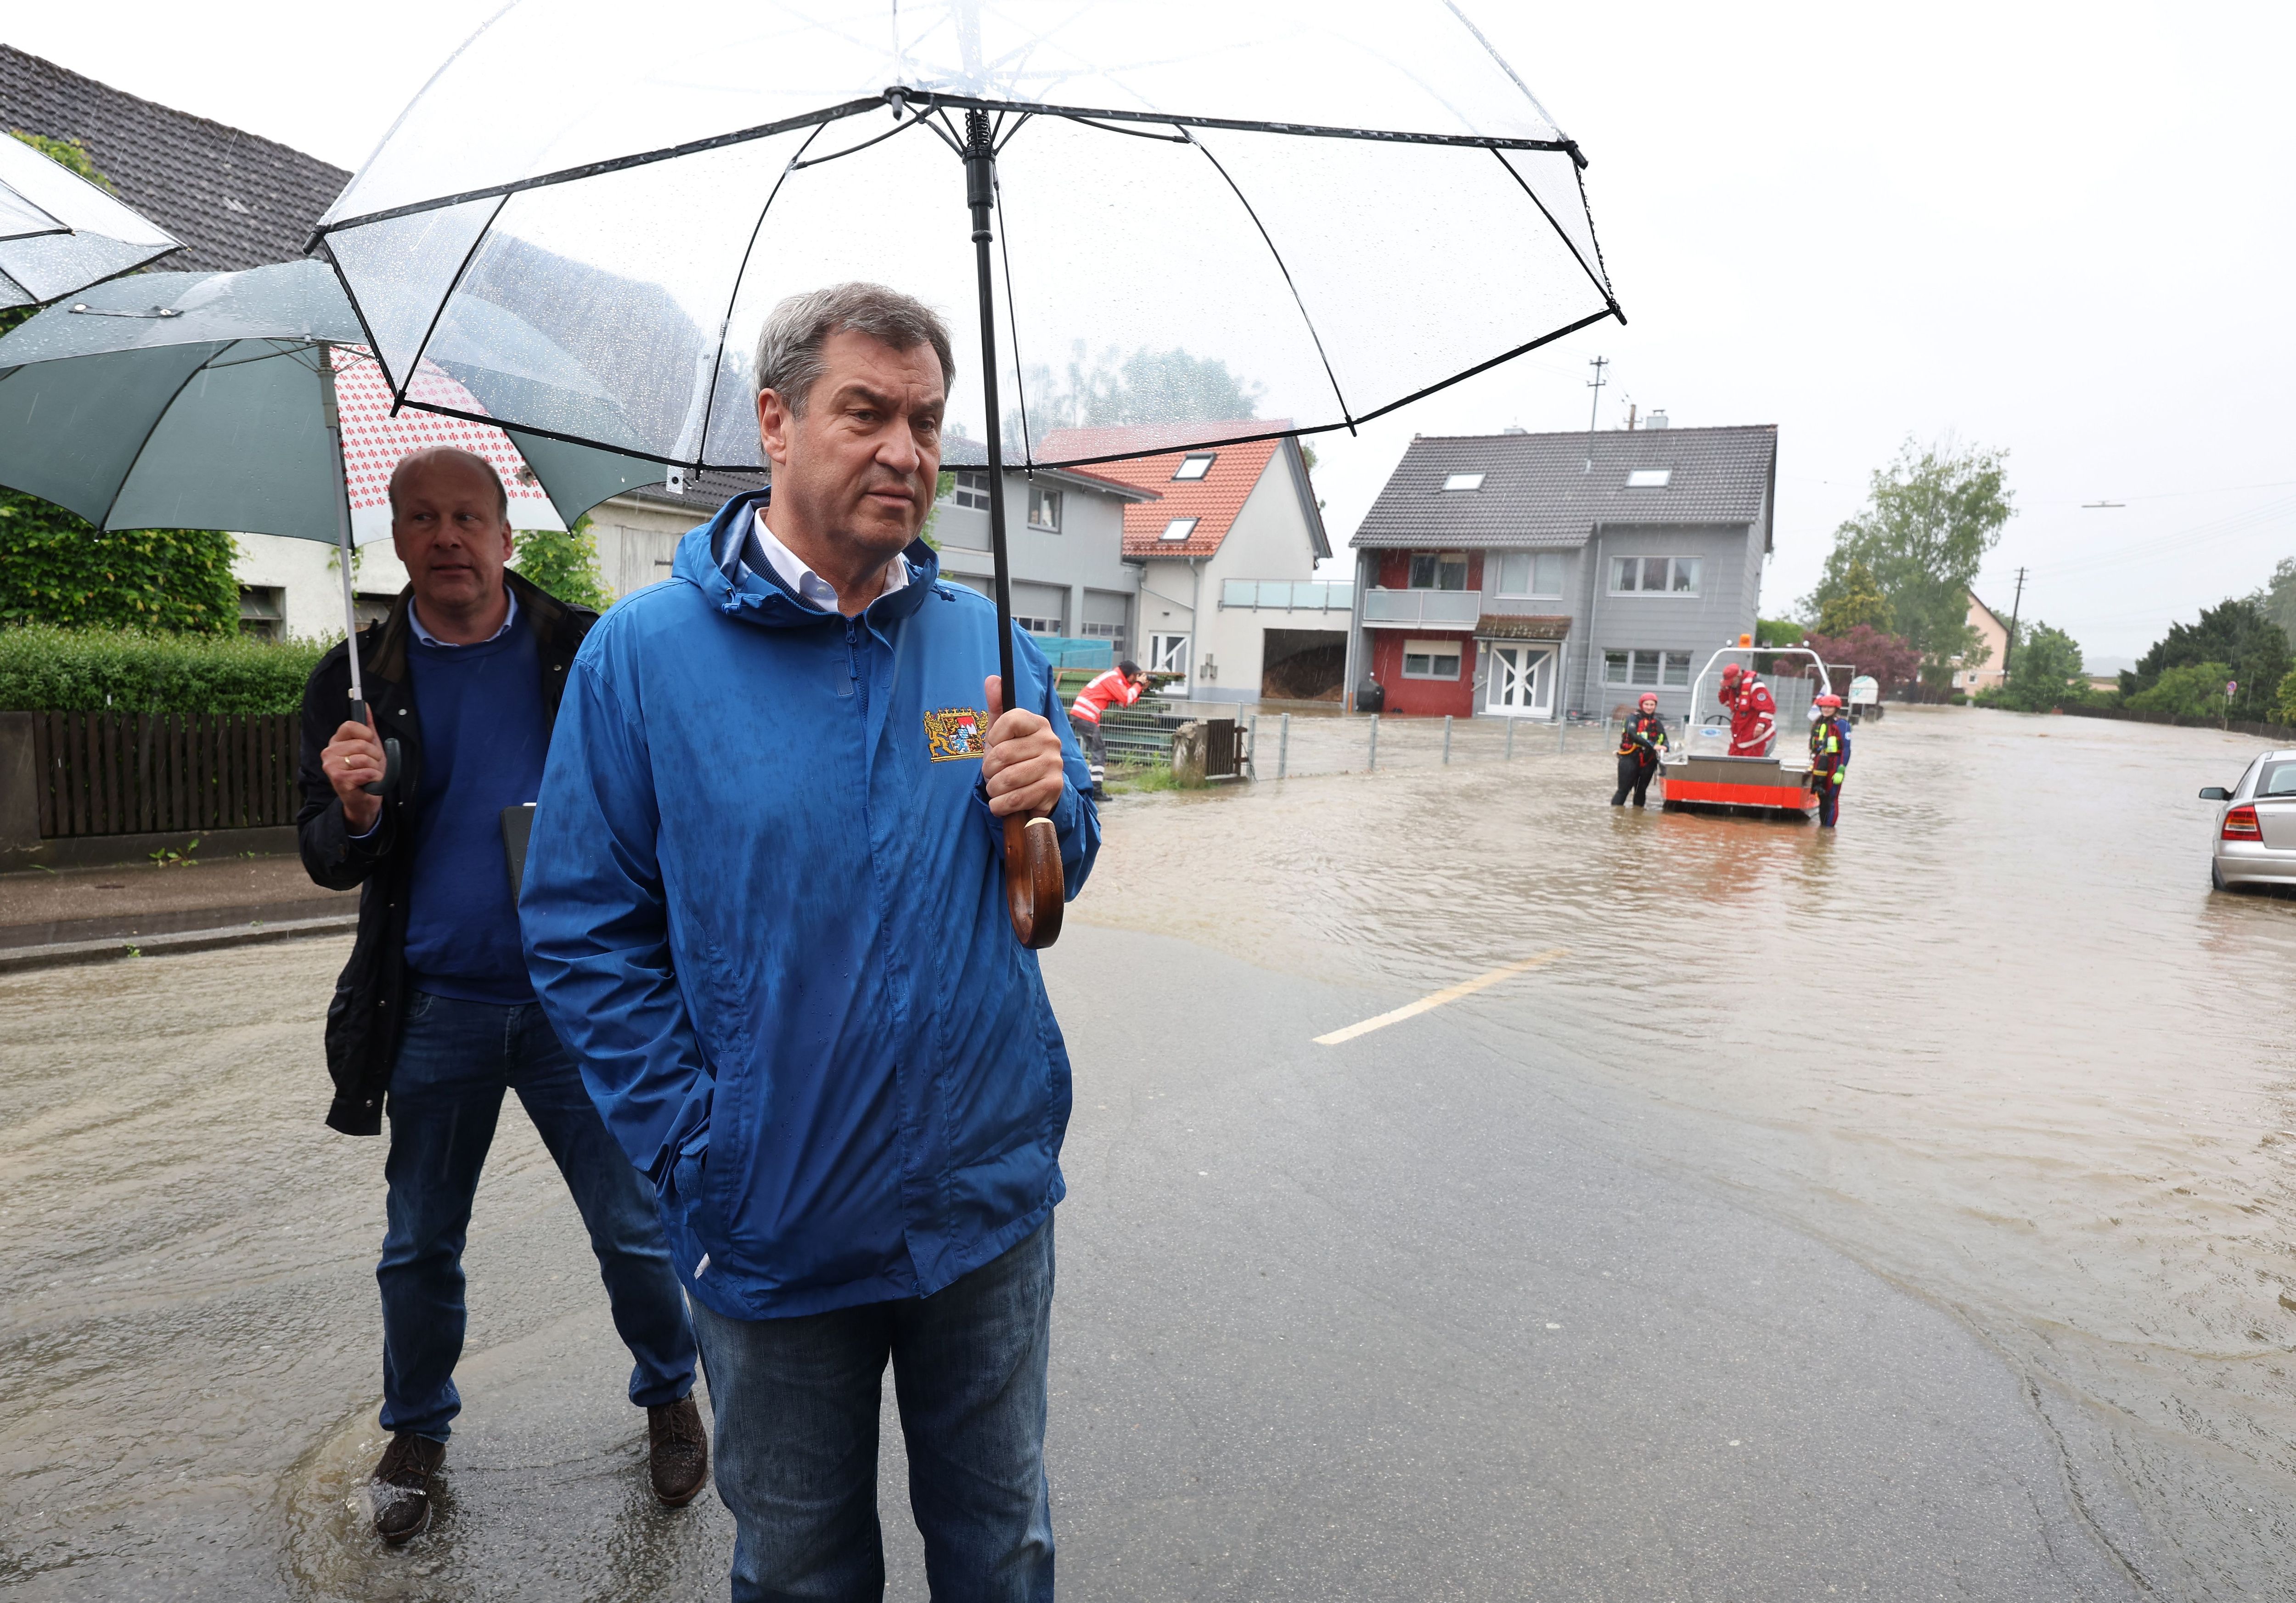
[{"xmin": 11, "ymin": 2, "xmax": 2289, "ymax": 663}]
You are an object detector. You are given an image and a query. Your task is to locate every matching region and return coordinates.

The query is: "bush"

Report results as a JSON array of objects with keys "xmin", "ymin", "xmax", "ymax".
[
  {"xmin": 0, "ymin": 492, "xmax": 241, "ymax": 635},
  {"xmin": 0, "ymin": 625, "xmax": 327, "ymax": 715},
  {"xmin": 2125, "ymin": 660, "xmax": 2233, "ymax": 719},
  {"xmin": 2277, "ymin": 666, "xmax": 2296, "ymax": 727}
]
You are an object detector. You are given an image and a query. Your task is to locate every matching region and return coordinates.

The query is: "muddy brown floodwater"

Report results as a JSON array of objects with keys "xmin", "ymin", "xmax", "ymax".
[
  {"xmin": 1080, "ymin": 704, "xmax": 2296, "ymax": 1598},
  {"xmin": 2, "ymin": 704, "xmax": 2290, "ymax": 1599}
]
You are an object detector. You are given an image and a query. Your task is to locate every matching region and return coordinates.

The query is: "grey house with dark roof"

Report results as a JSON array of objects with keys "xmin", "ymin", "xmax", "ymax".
[{"xmin": 1346, "ymin": 424, "xmax": 1777, "ymax": 720}]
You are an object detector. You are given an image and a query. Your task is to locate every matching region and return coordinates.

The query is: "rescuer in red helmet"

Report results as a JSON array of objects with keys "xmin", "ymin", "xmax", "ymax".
[
  {"xmin": 1723, "ymin": 666, "xmax": 1777, "ymax": 756},
  {"xmin": 1807, "ymin": 692, "xmax": 1851, "ymax": 827},
  {"xmin": 1611, "ymin": 690, "xmax": 1669, "ymax": 807}
]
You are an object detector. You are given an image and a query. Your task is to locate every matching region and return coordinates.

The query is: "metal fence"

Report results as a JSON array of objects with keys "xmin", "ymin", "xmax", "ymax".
[
  {"xmin": 1189, "ymin": 706, "xmax": 1628, "ymax": 779},
  {"xmin": 30, "ymin": 711, "xmax": 301, "ymax": 838}
]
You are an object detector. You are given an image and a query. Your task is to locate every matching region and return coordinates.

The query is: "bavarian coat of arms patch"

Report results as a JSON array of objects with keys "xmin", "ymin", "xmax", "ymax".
[{"xmin": 924, "ymin": 706, "xmax": 987, "ymax": 761}]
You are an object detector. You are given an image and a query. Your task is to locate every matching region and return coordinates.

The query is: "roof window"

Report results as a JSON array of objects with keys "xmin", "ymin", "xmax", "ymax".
[
  {"xmin": 1159, "ymin": 517, "xmax": 1199, "ymax": 542},
  {"xmin": 1172, "ymin": 453, "xmax": 1216, "ymax": 481},
  {"xmin": 1626, "ymin": 468, "xmax": 1671, "ymax": 489},
  {"xmin": 1441, "ymin": 472, "xmax": 1486, "ymax": 491}
]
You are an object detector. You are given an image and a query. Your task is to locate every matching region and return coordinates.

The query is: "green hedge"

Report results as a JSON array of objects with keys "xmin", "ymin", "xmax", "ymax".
[{"xmin": 0, "ymin": 626, "xmax": 328, "ymax": 715}]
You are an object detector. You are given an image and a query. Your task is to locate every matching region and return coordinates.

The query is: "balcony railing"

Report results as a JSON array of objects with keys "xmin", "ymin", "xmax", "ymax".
[
  {"xmin": 1219, "ymin": 579, "xmax": 1355, "ymax": 611},
  {"xmin": 1361, "ymin": 587, "xmax": 1480, "ymax": 628}
]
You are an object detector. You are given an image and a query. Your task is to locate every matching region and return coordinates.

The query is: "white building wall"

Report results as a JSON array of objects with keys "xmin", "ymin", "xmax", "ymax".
[
  {"xmin": 1176, "ymin": 459, "xmax": 1328, "ymax": 703},
  {"xmin": 232, "ymin": 531, "xmax": 410, "ymax": 641}
]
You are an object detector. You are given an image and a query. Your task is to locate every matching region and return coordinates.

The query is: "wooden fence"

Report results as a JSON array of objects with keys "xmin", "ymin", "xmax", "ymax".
[{"xmin": 30, "ymin": 711, "xmax": 300, "ymax": 838}]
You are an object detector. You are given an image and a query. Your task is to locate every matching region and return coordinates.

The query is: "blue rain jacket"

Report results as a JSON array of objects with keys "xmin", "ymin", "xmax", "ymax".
[{"xmin": 520, "ymin": 491, "xmax": 1098, "ymax": 1321}]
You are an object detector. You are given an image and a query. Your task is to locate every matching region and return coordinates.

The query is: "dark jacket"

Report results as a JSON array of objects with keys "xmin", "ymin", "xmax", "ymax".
[
  {"xmin": 1616, "ymin": 711, "xmax": 1668, "ymax": 762},
  {"xmin": 297, "ymin": 570, "xmax": 596, "ymax": 1135}
]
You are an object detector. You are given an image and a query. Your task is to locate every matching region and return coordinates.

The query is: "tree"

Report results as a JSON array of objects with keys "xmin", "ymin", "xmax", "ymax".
[
  {"xmin": 2273, "ymin": 665, "xmax": 2296, "ymax": 727},
  {"xmin": 1754, "ymin": 617, "xmax": 1805, "ymax": 647},
  {"xmin": 1982, "ymin": 621, "xmax": 2090, "ymax": 711},
  {"xmin": 1009, "ymin": 342, "xmax": 1264, "ymax": 452},
  {"xmin": 2120, "ymin": 596, "xmax": 2289, "ymax": 723},
  {"xmin": 510, "ymin": 519, "xmax": 613, "ymax": 611},
  {"xmin": 0, "ymin": 495, "xmax": 240, "ymax": 634},
  {"xmin": 1803, "ymin": 438, "xmax": 2013, "ymax": 670},
  {"xmin": 1813, "ymin": 559, "xmax": 1890, "ymax": 635},
  {"xmin": 1802, "ymin": 623, "xmax": 1922, "ymax": 696},
  {"xmin": 2127, "ymin": 660, "xmax": 2235, "ymax": 719},
  {"xmin": 2253, "ymin": 557, "xmax": 2296, "ymax": 648}
]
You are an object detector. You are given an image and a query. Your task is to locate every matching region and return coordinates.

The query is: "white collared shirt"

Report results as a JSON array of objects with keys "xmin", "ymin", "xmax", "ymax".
[
  {"xmin": 408, "ymin": 588, "xmax": 519, "ymax": 647},
  {"xmin": 749, "ymin": 508, "xmax": 907, "ymax": 613}
]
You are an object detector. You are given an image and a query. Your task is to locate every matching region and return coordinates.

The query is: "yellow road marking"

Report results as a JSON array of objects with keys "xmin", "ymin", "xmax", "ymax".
[{"xmin": 1314, "ymin": 949, "xmax": 1568, "ymax": 1045}]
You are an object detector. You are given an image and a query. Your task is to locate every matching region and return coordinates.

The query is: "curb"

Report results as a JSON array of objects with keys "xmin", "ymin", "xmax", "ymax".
[{"xmin": 0, "ymin": 913, "xmax": 358, "ymax": 976}]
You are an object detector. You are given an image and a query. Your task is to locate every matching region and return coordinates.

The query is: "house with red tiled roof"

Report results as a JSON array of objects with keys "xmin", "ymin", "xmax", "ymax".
[{"xmin": 1036, "ymin": 422, "xmax": 1334, "ymax": 703}]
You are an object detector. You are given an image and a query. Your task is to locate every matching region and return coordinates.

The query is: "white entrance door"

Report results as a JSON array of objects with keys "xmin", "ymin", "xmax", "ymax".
[
  {"xmin": 1147, "ymin": 632, "xmax": 1191, "ymax": 695},
  {"xmin": 1486, "ymin": 643, "xmax": 1555, "ymax": 716}
]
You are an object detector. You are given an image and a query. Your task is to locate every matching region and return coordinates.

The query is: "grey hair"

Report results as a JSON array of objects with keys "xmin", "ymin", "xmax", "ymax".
[{"xmin": 752, "ymin": 282, "xmax": 957, "ymax": 415}]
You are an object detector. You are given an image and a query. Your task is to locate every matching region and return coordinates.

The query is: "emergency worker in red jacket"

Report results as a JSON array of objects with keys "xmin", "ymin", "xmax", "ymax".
[
  {"xmin": 1722, "ymin": 665, "xmax": 1777, "ymax": 756},
  {"xmin": 1612, "ymin": 691, "xmax": 1668, "ymax": 807},
  {"xmin": 1068, "ymin": 660, "xmax": 1147, "ymax": 795}
]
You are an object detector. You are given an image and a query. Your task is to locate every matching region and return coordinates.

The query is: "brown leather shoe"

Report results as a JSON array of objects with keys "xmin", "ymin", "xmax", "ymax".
[
  {"xmin": 647, "ymin": 1396, "xmax": 709, "ymax": 1507},
  {"xmin": 371, "ymin": 1432, "xmax": 446, "ymax": 1544}
]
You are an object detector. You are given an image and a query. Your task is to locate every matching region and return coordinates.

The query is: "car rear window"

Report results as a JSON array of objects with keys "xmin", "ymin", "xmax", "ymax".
[{"xmin": 2258, "ymin": 762, "xmax": 2296, "ymax": 796}]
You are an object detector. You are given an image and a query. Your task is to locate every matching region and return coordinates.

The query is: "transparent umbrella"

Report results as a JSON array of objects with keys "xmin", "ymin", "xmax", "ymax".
[
  {"xmin": 0, "ymin": 261, "xmax": 658, "ymax": 783},
  {"xmin": 312, "ymin": 0, "xmax": 1624, "ymax": 941},
  {"xmin": 0, "ymin": 133, "xmax": 181, "ymax": 310}
]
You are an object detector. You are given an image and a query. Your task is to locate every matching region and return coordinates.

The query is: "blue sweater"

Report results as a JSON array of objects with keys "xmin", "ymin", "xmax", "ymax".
[{"xmin": 404, "ymin": 613, "xmax": 550, "ymax": 1003}]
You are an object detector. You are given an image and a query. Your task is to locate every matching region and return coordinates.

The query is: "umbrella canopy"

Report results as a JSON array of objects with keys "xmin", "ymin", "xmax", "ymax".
[
  {"xmin": 0, "ymin": 261, "xmax": 658, "ymax": 546},
  {"xmin": 310, "ymin": 0, "xmax": 1620, "ymax": 472},
  {"xmin": 311, "ymin": 0, "xmax": 1624, "ymax": 947},
  {"xmin": 0, "ymin": 133, "xmax": 181, "ymax": 310}
]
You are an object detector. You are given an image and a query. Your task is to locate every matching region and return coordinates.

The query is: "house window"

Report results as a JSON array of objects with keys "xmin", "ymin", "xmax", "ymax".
[
  {"xmin": 1147, "ymin": 632, "xmax": 1191, "ymax": 689},
  {"xmin": 1441, "ymin": 472, "xmax": 1486, "ymax": 491},
  {"xmin": 1407, "ymin": 552, "xmax": 1469, "ymax": 590},
  {"xmin": 1604, "ymin": 649, "xmax": 1675, "ymax": 688},
  {"xmin": 1172, "ymin": 453, "xmax": 1216, "ymax": 480},
  {"xmin": 946, "ymin": 469, "xmax": 991, "ymax": 510},
  {"xmin": 1160, "ymin": 517, "xmax": 1198, "ymax": 542},
  {"xmin": 238, "ymin": 585, "xmax": 285, "ymax": 642},
  {"xmin": 1401, "ymin": 638, "xmax": 1463, "ymax": 679},
  {"xmin": 1014, "ymin": 615, "xmax": 1062, "ymax": 636},
  {"xmin": 1026, "ymin": 485, "xmax": 1062, "ymax": 531},
  {"xmin": 1609, "ymin": 555, "xmax": 1700, "ymax": 595},
  {"xmin": 1626, "ymin": 468, "xmax": 1672, "ymax": 489},
  {"xmin": 1494, "ymin": 551, "xmax": 1563, "ymax": 598}
]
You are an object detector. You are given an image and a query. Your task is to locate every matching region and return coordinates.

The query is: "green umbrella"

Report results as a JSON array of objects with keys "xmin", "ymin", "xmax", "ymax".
[{"xmin": 0, "ymin": 260, "xmax": 659, "ymax": 782}]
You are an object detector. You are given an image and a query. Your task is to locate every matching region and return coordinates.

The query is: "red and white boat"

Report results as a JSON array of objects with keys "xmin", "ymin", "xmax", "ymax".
[{"xmin": 1658, "ymin": 646, "xmax": 1833, "ymax": 818}]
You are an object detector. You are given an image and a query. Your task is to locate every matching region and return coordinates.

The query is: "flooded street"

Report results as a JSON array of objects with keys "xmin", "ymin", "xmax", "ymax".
[
  {"xmin": 1083, "ymin": 705, "xmax": 2296, "ymax": 1595},
  {"xmin": 1, "ymin": 703, "xmax": 2289, "ymax": 1598}
]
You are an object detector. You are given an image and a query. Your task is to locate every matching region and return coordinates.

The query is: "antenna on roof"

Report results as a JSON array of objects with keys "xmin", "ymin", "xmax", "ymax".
[{"xmin": 1583, "ymin": 356, "xmax": 1608, "ymax": 473}]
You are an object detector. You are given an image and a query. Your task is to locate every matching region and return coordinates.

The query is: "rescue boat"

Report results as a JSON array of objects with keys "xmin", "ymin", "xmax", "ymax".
[{"xmin": 1658, "ymin": 646, "xmax": 1833, "ymax": 819}]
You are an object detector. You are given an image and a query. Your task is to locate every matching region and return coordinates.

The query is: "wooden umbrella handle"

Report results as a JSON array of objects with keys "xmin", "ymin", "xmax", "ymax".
[{"xmin": 1002, "ymin": 813, "xmax": 1065, "ymax": 950}]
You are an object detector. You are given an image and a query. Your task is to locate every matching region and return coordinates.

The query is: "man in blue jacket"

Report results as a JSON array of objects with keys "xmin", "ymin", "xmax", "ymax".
[{"xmin": 521, "ymin": 282, "xmax": 1097, "ymax": 1602}]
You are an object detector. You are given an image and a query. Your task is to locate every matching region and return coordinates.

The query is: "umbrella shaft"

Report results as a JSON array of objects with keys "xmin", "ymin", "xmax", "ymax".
[
  {"xmin": 963, "ymin": 112, "xmax": 1017, "ymax": 714},
  {"xmin": 316, "ymin": 345, "xmax": 366, "ymax": 707}
]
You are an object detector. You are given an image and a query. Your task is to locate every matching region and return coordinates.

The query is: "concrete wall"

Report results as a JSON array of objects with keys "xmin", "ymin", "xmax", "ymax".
[{"xmin": 232, "ymin": 532, "xmax": 409, "ymax": 641}]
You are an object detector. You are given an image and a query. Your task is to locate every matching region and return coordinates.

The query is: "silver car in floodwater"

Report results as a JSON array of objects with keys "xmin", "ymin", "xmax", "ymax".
[{"xmin": 2201, "ymin": 750, "xmax": 2296, "ymax": 890}]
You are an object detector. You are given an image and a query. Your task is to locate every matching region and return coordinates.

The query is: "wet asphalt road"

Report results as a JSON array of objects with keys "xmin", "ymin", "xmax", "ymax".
[{"xmin": 2, "ymin": 918, "xmax": 2146, "ymax": 1599}]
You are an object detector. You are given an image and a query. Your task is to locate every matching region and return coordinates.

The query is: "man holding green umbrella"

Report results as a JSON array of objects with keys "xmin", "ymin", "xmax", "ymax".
[{"xmin": 305, "ymin": 444, "xmax": 707, "ymax": 1542}]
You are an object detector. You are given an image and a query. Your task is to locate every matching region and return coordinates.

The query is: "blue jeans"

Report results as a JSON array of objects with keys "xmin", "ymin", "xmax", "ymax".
[
  {"xmin": 378, "ymin": 990, "xmax": 698, "ymax": 1440},
  {"xmin": 692, "ymin": 1217, "xmax": 1057, "ymax": 1603}
]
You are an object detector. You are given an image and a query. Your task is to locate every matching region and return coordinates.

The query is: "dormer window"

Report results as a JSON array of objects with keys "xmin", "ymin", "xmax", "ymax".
[
  {"xmin": 1160, "ymin": 517, "xmax": 1199, "ymax": 542},
  {"xmin": 1626, "ymin": 468, "xmax": 1671, "ymax": 489},
  {"xmin": 1441, "ymin": 472, "xmax": 1486, "ymax": 491},
  {"xmin": 1172, "ymin": 453, "xmax": 1216, "ymax": 481}
]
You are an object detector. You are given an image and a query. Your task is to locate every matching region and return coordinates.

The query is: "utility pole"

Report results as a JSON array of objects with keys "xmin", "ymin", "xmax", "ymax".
[
  {"xmin": 1582, "ymin": 355, "xmax": 1608, "ymax": 471},
  {"xmin": 2001, "ymin": 566, "xmax": 2027, "ymax": 677}
]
